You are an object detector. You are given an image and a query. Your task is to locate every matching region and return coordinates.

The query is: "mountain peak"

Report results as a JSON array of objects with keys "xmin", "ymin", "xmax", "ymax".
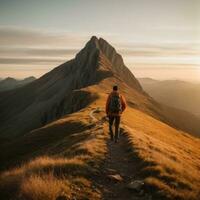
[
  {"xmin": 85, "ymin": 36, "xmax": 99, "ymax": 49},
  {"xmin": 77, "ymin": 36, "xmax": 124, "ymax": 68},
  {"xmin": 84, "ymin": 36, "xmax": 126, "ymax": 69},
  {"xmin": 85, "ymin": 36, "xmax": 117, "ymax": 53},
  {"xmin": 74, "ymin": 36, "xmax": 143, "ymax": 91},
  {"xmin": 23, "ymin": 76, "xmax": 36, "ymax": 81},
  {"xmin": 86, "ymin": 36, "xmax": 118, "ymax": 57},
  {"xmin": 90, "ymin": 35, "xmax": 98, "ymax": 42}
]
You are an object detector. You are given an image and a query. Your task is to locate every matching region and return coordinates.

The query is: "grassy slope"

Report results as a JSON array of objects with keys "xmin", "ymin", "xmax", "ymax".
[
  {"xmin": 123, "ymin": 107, "xmax": 200, "ymax": 199},
  {"xmin": 0, "ymin": 82, "xmax": 200, "ymax": 200},
  {"xmin": 0, "ymin": 106, "xmax": 108, "ymax": 200},
  {"xmin": 97, "ymin": 83, "xmax": 200, "ymax": 199}
]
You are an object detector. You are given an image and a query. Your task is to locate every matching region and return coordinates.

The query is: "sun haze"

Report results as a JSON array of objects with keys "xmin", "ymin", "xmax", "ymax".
[{"xmin": 0, "ymin": 0, "xmax": 199, "ymax": 81}]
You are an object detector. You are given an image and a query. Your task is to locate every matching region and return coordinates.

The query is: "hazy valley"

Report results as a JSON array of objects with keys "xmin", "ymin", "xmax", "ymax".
[{"xmin": 139, "ymin": 78, "xmax": 200, "ymax": 118}]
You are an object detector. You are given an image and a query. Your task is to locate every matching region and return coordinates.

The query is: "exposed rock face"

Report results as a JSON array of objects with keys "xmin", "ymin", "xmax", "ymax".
[
  {"xmin": 0, "ymin": 36, "xmax": 143, "ymax": 137},
  {"xmin": 75, "ymin": 36, "xmax": 142, "ymax": 91},
  {"xmin": 98, "ymin": 37, "xmax": 142, "ymax": 91}
]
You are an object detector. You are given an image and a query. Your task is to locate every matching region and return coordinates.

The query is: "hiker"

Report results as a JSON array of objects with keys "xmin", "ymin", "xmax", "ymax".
[{"xmin": 106, "ymin": 85, "xmax": 127, "ymax": 143}]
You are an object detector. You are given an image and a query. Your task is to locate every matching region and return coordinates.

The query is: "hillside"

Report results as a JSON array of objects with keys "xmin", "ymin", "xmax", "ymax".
[
  {"xmin": 139, "ymin": 78, "xmax": 200, "ymax": 118},
  {"xmin": 0, "ymin": 76, "xmax": 36, "ymax": 91},
  {"xmin": 0, "ymin": 37, "xmax": 200, "ymax": 200},
  {"xmin": 0, "ymin": 85, "xmax": 200, "ymax": 200}
]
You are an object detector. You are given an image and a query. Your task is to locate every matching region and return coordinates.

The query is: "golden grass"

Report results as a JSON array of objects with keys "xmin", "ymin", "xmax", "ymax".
[
  {"xmin": 0, "ymin": 155, "xmax": 94, "ymax": 200},
  {"xmin": 1, "ymin": 82, "xmax": 200, "ymax": 200},
  {"xmin": 123, "ymin": 107, "xmax": 200, "ymax": 200},
  {"xmin": 0, "ymin": 109, "xmax": 106, "ymax": 200},
  {"xmin": 19, "ymin": 174, "xmax": 70, "ymax": 200}
]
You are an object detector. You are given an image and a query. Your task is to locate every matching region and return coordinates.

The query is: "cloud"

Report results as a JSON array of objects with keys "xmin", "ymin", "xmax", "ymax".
[
  {"xmin": 0, "ymin": 47, "xmax": 79, "ymax": 58},
  {"xmin": 0, "ymin": 57, "xmax": 66, "ymax": 65},
  {"xmin": 0, "ymin": 26, "xmax": 88, "ymax": 47},
  {"xmin": 0, "ymin": 26, "xmax": 200, "ymax": 67},
  {"xmin": 118, "ymin": 47, "xmax": 200, "ymax": 57}
]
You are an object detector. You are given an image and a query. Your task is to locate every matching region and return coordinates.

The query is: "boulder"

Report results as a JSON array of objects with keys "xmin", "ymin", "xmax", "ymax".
[
  {"xmin": 107, "ymin": 174, "xmax": 123, "ymax": 182},
  {"xmin": 127, "ymin": 180, "xmax": 144, "ymax": 191}
]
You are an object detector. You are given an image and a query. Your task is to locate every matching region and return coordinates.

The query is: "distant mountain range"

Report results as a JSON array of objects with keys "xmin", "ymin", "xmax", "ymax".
[
  {"xmin": 139, "ymin": 78, "xmax": 200, "ymax": 118},
  {"xmin": 0, "ymin": 76, "xmax": 36, "ymax": 91}
]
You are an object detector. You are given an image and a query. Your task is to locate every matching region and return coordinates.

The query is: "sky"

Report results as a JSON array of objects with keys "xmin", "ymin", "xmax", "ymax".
[{"xmin": 0, "ymin": 0, "xmax": 200, "ymax": 81}]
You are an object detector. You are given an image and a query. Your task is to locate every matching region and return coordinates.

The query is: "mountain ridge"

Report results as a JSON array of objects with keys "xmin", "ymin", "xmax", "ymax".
[
  {"xmin": 0, "ymin": 36, "xmax": 200, "ymax": 138},
  {"xmin": 0, "ymin": 36, "xmax": 144, "ymax": 137}
]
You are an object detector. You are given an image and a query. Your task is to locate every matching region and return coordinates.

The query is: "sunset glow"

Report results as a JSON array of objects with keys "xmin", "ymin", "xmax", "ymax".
[{"xmin": 0, "ymin": 0, "xmax": 199, "ymax": 81}]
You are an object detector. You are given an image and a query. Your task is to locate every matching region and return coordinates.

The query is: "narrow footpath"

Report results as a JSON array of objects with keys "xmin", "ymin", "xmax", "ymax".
[{"xmin": 90, "ymin": 108, "xmax": 151, "ymax": 200}]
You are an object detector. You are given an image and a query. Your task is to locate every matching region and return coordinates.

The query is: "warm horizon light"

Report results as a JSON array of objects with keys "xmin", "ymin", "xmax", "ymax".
[{"xmin": 0, "ymin": 0, "xmax": 199, "ymax": 81}]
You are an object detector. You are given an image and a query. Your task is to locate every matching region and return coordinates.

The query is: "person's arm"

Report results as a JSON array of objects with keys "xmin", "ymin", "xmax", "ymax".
[
  {"xmin": 106, "ymin": 94, "xmax": 111, "ymax": 115},
  {"xmin": 120, "ymin": 95, "xmax": 127, "ymax": 112}
]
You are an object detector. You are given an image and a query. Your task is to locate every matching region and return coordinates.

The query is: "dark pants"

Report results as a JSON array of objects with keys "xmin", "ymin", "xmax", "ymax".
[{"xmin": 109, "ymin": 116, "xmax": 121, "ymax": 141}]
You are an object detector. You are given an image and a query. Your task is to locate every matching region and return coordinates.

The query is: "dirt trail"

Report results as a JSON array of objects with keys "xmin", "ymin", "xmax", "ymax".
[{"xmin": 90, "ymin": 108, "xmax": 148, "ymax": 200}]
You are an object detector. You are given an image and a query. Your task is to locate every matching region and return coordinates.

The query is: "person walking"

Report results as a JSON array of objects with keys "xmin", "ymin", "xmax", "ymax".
[{"xmin": 106, "ymin": 85, "xmax": 127, "ymax": 143}]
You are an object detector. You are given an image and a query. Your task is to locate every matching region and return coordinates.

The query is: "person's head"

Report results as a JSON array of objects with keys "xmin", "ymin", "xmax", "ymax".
[{"xmin": 113, "ymin": 85, "xmax": 118, "ymax": 91}]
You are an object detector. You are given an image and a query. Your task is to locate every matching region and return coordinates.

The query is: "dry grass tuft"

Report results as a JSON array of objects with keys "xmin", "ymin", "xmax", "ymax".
[
  {"xmin": 19, "ymin": 173, "xmax": 70, "ymax": 200},
  {"xmin": 0, "ymin": 156, "xmax": 82, "ymax": 200}
]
